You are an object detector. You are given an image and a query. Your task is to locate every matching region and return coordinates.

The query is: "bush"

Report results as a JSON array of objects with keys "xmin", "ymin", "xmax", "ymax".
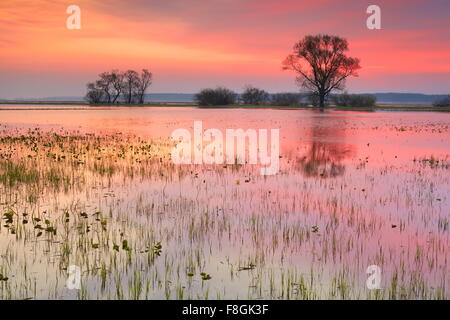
[
  {"xmin": 241, "ymin": 86, "xmax": 269, "ymax": 105},
  {"xmin": 195, "ymin": 87, "xmax": 237, "ymax": 106},
  {"xmin": 433, "ymin": 96, "xmax": 450, "ymax": 107},
  {"xmin": 332, "ymin": 93, "xmax": 376, "ymax": 107},
  {"xmin": 270, "ymin": 93, "xmax": 304, "ymax": 106}
]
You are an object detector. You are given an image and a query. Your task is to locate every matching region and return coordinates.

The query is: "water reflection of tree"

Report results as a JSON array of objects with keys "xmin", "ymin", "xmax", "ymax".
[
  {"xmin": 296, "ymin": 117, "xmax": 355, "ymax": 178},
  {"xmin": 297, "ymin": 142, "xmax": 354, "ymax": 178}
]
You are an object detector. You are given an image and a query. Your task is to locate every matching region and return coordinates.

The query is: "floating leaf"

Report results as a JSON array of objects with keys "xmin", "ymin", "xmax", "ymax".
[{"xmin": 200, "ymin": 272, "xmax": 211, "ymax": 281}]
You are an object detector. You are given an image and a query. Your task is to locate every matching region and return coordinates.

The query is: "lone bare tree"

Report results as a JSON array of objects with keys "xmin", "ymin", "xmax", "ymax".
[{"xmin": 283, "ymin": 34, "xmax": 361, "ymax": 107}]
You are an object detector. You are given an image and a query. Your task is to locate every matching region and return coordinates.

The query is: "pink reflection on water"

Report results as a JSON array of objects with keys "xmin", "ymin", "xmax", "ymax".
[{"xmin": 0, "ymin": 106, "xmax": 448, "ymax": 298}]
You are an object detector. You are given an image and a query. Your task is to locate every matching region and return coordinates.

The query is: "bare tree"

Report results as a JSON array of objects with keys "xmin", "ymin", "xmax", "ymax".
[
  {"xmin": 123, "ymin": 70, "xmax": 139, "ymax": 104},
  {"xmin": 96, "ymin": 72, "xmax": 115, "ymax": 103},
  {"xmin": 136, "ymin": 69, "xmax": 153, "ymax": 104},
  {"xmin": 110, "ymin": 70, "xmax": 124, "ymax": 103},
  {"xmin": 85, "ymin": 82, "xmax": 103, "ymax": 104},
  {"xmin": 283, "ymin": 34, "xmax": 361, "ymax": 107}
]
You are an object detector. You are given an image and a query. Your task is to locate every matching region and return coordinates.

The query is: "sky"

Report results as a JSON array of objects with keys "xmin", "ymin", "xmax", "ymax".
[{"xmin": 0, "ymin": 0, "xmax": 449, "ymax": 99}]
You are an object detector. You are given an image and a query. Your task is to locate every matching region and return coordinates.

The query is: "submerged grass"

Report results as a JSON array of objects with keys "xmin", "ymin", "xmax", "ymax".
[{"xmin": 0, "ymin": 125, "xmax": 448, "ymax": 300}]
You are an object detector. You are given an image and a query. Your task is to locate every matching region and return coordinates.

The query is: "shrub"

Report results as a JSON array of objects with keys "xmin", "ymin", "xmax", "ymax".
[
  {"xmin": 241, "ymin": 86, "xmax": 269, "ymax": 105},
  {"xmin": 195, "ymin": 87, "xmax": 237, "ymax": 106},
  {"xmin": 433, "ymin": 96, "xmax": 450, "ymax": 107},
  {"xmin": 332, "ymin": 93, "xmax": 376, "ymax": 107},
  {"xmin": 270, "ymin": 93, "xmax": 304, "ymax": 106}
]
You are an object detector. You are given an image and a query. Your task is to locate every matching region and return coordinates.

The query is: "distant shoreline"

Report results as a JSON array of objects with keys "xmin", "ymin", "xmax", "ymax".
[{"xmin": 1, "ymin": 101, "xmax": 450, "ymax": 112}]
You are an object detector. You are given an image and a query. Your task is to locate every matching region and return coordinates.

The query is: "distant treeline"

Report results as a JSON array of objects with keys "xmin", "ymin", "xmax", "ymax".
[
  {"xmin": 79, "ymin": 33, "xmax": 449, "ymax": 108},
  {"xmin": 85, "ymin": 69, "xmax": 152, "ymax": 104},
  {"xmin": 194, "ymin": 86, "xmax": 377, "ymax": 107},
  {"xmin": 34, "ymin": 92, "xmax": 449, "ymax": 105},
  {"xmin": 83, "ymin": 71, "xmax": 449, "ymax": 107}
]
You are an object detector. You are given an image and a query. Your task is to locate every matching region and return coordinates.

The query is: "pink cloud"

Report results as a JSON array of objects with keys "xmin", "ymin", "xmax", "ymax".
[{"xmin": 0, "ymin": 0, "xmax": 449, "ymax": 98}]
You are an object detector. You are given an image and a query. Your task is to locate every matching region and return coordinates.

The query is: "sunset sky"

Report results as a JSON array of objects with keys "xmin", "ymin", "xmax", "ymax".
[{"xmin": 0, "ymin": 0, "xmax": 449, "ymax": 99}]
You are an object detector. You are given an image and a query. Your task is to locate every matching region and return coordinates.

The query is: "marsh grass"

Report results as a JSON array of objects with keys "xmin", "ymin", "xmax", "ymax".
[{"xmin": 0, "ymin": 125, "xmax": 448, "ymax": 300}]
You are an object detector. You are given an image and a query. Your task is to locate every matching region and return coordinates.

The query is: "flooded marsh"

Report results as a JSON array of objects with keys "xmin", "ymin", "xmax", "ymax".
[{"xmin": 0, "ymin": 106, "xmax": 448, "ymax": 300}]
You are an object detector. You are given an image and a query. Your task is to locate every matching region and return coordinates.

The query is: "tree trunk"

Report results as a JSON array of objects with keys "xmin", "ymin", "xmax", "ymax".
[{"xmin": 319, "ymin": 92, "xmax": 325, "ymax": 107}]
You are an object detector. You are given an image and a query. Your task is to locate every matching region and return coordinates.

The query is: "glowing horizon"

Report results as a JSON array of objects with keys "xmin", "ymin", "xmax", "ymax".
[{"xmin": 1, "ymin": 0, "xmax": 450, "ymax": 99}]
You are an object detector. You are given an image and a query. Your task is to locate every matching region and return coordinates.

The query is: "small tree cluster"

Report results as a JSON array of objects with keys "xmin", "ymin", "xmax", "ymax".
[
  {"xmin": 331, "ymin": 93, "xmax": 376, "ymax": 107},
  {"xmin": 433, "ymin": 96, "xmax": 450, "ymax": 107},
  {"xmin": 241, "ymin": 86, "xmax": 269, "ymax": 105},
  {"xmin": 270, "ymin": 93, "xmax": 304, "ymax": 106},
  {"xmin": 195, "ymin": 87, "xmax": 237, "ymax": 106},
  {"xmin": 85, "ymin": 69, "xmax": 152, "ymax": 104}
]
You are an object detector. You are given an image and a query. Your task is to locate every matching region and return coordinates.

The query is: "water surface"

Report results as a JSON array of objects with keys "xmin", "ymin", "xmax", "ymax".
[{"xmin": 0, "ymin": 106, "xmax": 448, "ymax": 299}]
